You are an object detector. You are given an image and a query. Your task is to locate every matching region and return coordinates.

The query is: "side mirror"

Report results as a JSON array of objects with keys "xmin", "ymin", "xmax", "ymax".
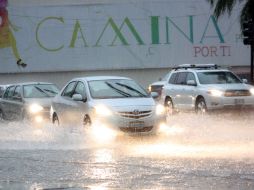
[
  {"xmin": 187, "ymin": 80, "xmax": 197, "ymax": 86},
  {"xmin": 158, "ymin": 77, "xmax": 162, "ymax": 81},
  {"xmin": 151, "ymin": 92, "xmax": 159, "ymax": 99},
  {"xmin": 72, "ymin": 94, "xmax": 83, "ymax": 101},
  {"xmin": 72, "ymin": 94, "xmax": 87, "ymax": 102},
  {"xmin": 242, "ymin": 79, "xmax": 248, "ymax": 83}
]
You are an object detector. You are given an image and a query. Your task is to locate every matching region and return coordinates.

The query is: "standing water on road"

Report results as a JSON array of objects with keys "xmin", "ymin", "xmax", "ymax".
[{"xmin": 0, "ymin": 112, "xmax": 254, "ymax": 189}]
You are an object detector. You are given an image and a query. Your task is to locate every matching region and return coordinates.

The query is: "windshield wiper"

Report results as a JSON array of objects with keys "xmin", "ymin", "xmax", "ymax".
[
  {"xmin": 105, "ymin": 82, "xmax": 131, "ymax": 97},
  {"xmin": 115, "ymin": 82, "xmax": 147, "ymax": 97},
  {"xmin": 42, "ymin": 88, "xmax": 58, "ymax": 95},
  {"xmin": 34, "ymin": 86, "xmax": 50, "ymax": 97}
]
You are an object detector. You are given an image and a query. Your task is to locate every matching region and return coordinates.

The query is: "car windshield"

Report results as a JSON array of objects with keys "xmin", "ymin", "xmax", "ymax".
[
  {"xmin": 23, "ymin": 84, "xmax": 59, "ymax": 98},
  {"xmin": 197, "ymin": 71, "xmax": 242, "ymax": 84},
  {"xmin": 88, "ymin": 79, "xmax": 149, "ymax": 99}
]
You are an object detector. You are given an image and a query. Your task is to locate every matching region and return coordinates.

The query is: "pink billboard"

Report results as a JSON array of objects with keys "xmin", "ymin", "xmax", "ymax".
[{"xmin": 0, "ymin": 0, "xmax": 7, "ymax": 8}]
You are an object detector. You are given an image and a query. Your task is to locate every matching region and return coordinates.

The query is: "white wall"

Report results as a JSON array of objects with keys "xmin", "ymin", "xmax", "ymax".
[
  {"xmin": 1, "ymin": 0, "xmax": 249, "ymax": 73},
  {"xmin": 0, "ymin": 68, "xmax": 170, "ymax": 89},
  {"xmin": 1, "ymin": 0, "xmax": 251, "ymax": 86}
]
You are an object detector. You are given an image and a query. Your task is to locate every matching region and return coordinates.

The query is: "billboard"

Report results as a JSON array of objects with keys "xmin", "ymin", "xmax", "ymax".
[{"xmin": 0, "ymin": 0, "xmax": 250, "ymax": 73}]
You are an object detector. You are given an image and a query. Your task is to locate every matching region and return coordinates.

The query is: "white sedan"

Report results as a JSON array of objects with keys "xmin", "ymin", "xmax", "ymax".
[{"xmin": 50, "ymin": 76, "xmax": 166, "ymax": 134}]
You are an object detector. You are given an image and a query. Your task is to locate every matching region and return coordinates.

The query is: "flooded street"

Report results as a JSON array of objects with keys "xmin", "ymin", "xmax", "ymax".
[{"xmin": 0, "ymin": 113, "xmax": 254, "ymax": 190}]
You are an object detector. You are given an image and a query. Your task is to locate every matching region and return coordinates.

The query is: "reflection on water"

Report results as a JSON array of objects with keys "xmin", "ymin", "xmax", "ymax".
[
  {"xmin": 92, "ymin": 149, "xmax": 115, "ymax": 163},
  {"xmin": 0, "ymin": 112, "xmax": 254, "ymax": 189}
]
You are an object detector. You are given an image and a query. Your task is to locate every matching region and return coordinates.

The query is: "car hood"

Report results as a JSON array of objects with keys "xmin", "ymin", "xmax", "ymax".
[
  {"xmin": 201, "ymin": 83, "xmax": 252, "ymax": 91},
  {"xmin": 24, "ymin": 98, "xmax": 53, "ymax": 107},
  {"xmin": 150, "ymin": 81, "xmax": 166, "ymax": 86},
  {"xmin": 90, "ymin": 97, "xmax": 156, "ymax": 108}
]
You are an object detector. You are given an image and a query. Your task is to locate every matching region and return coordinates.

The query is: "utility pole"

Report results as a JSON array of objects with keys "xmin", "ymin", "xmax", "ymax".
[
  {"xmin": 251, "ymin": 40, "xmax": 254, "ymax": 84},
  {"xmin": 243, "ymin": 18, "xmax": 254, "ymax": 84}
]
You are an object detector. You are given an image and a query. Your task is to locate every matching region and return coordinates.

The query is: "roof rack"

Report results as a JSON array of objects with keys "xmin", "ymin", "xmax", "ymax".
[{"xmin": 172, "ymin": 64, "xmax": 219, "ymax": 70}]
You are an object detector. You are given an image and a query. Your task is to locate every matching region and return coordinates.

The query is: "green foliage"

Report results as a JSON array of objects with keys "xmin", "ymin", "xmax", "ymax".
[{"xmin": 207, "ymin": 0, "xmax": 253, "ymax": 31}]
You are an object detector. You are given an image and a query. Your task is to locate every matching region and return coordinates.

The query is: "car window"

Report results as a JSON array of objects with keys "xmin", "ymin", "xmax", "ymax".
[
  {"xmin": 73, "ymin": 82, "xmax": 86, "ymax": 98},
  {"xmin": 186, "ymin": 72, "xmax": 196, "ymax": 82},
  {"xmin": 62, "ymin": 81, "xmax": 77, "ymax": 97},
  {"xmin": 197, "ymin": 71, "xmax": 242, "ymax": 84},
  {"xmin": 168, "ymin": 73, "xmax": 177, "ymax": 84},
  {"xmin": 4, "ymin": 86, "xmax": 15, "ymax": 99},
  {"xmin": 175, "ymin": 72, "xmax": 188, "ymax": 85},
  {"xmin": 13, "ymin": 86, "xmax": 22, "ymax": 98}
]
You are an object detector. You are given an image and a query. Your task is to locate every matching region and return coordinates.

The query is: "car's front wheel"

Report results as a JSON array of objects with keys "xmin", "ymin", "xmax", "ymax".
[
  {"xmin": 83, "ymin": 115, "xmax": 92, "ymax": 127},
  {"xmin": 52, "ymin": 114, "xmax": 60, "ymax": 126},
  {"xmin": 195, "ymin": 97, "xmax": 207, "ymax": 114},
  {"xmin": 165, "ymin": 97, "xmax": 174, "ymax": 117}
]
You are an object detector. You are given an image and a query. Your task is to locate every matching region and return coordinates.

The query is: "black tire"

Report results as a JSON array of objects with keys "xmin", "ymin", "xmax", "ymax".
[
  {"xmin": 0, "ymin": 109, "xmax": 5, "ymax": 121},
  {"xmin": 52, "ymin": 114, "xmax": 59, "ymax": 126},
  {"xmin": 21, "ymin": 111, "xmax": 28, "ymax": 121},
  {"xmin": 165, "ymin": 97, "xmax": 174, "ymax": 117},
  {"xmin": 83, "ymin": 115, "xmax": 92, "ymax": 127},
  {"xmin": 195, "ymin": 97, "xmax": 207, "ymax": 114}
]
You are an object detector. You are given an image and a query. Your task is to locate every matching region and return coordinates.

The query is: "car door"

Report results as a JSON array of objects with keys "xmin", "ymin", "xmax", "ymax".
[
  {"xmin": 8, "ymin": 85, "xmax": 24, "ymax": 120},
  {"xmin": 54, "ymin": 81, "xmax": 77, "ymax": 124},
  {"xmin": 0, "ymin": 86, "xmax": 15, "ymax": 120},
  {"xmin": 173, "ymin": 72, "xmax": 188, "ymax": 109},
  {"xmin": 71, "ymin": 81, "xmax": 89, "ymax": 125},
  {"xmin": 181, "ymin": 72, "xmax": 197, "ymax": 110}
]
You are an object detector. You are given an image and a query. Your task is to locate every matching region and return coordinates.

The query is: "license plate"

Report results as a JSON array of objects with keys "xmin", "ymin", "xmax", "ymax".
[
  {"xmin": 129, "ymin": 121, "xmax": 144, "ymax": 128},
  {"xmin": 234, "ymin": 99, "xmax": 244, "ymax": 105}
]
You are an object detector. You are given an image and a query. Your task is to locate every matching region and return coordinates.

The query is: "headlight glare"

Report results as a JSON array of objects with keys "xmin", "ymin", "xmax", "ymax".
[
  {"xmin": 156, "ymin": 104, "xmax": 165, "ymax": 115},
  {"xmin": 29, "ymin": 104, "xmax": 43, "ymax": 114},
  {"xmin": 148, "ymin": 85, "xmax": 152, "ymax": 92},
  {"xmin": 250, "ymin": 88, "xmax": 254, "ymax": 95},
  {"xmin": 208, "ymin": 89, "xmax": 223, "ymax": 97},
  {"xmin": 95, "ymin": 105, "xmax": 112, "ymax": 116}
]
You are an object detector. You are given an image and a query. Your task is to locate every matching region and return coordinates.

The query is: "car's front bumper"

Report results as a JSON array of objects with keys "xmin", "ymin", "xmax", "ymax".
[
  {"xmin": 26, "ymin": 111, "xmax": 51, "ymax": 125},
  {"xmin": 92, "ymin": 114, "xmax": 166, "ymax": 134},
  {"xmin": 206, "ymin": 95, "xmax": 254, "ymax": 110}
]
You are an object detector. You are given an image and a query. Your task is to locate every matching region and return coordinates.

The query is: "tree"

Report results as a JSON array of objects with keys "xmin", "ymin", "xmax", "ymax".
[
  {"xmin": 207, "ymin": 0, "xmax": 253, "ymax": 30},
  {"xmin": 207, "ymin": 0, "xmax": 254, "ymax": 83}
]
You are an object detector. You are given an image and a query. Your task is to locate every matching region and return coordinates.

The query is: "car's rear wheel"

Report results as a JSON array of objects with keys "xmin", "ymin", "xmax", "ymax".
[
  {"xmin": 165, "ymin": 97, "xmax": 174, "ymax": 117},
  {"xmin": 83, "ymin": 115, "xmax": 92, "ymax": 127},
  {"xmin": 52, "ymin": 114, "xmax": 59, "ymax": 126},
  {"xmin": 195, "ymin": 97, "xmax": 207, "ymax": 114}
]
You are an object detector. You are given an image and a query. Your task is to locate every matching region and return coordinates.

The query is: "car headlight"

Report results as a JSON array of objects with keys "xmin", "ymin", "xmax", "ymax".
[
  {"xmin": 148, "ymin": 85, "xmax": 152, "ymax": 92},
  {"xmin": 29, "ymin": 103, "xmax": 44, "ymax": 114},
  {"xmin": 156, "ymin": 104, "xmax": 165, "ymax": 115},
  {"xmin": 207, "ymin": 89, "xmax": 224, "ymax": 97},
  {"xmin": 250, "ymin": 88, "xmax": 254, "ymax": 95},
  {"xmin": 95, "ymin": 105, "xmax": 112, "ymax": 116}
]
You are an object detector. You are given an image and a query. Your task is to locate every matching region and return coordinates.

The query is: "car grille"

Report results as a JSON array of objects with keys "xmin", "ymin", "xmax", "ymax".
[
  {"xmin": 117, "ymin": 110, "xmax": 152, "ymax": 119},
  {"xmin": 120, "ymin": 126, "xmax": 153, "ymax": 133},
  {"xmin": 224, "ymin": 90, "xmax": 251, "ymax": 97},
  {"xmin": 151, "ymin": 85, "xmax": 163, "ymax": 93}
]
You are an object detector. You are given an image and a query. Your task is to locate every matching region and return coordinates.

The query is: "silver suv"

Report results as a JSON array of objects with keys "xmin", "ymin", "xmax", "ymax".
[{"xmin": 160, "ymin": 64, "xmax": 254, "ymax": 115}]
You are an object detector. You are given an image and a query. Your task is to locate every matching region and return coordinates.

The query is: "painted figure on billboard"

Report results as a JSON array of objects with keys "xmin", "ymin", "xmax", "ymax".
[{"xmin": 0, "ymin": 0, "xmax": 26, "ymax": 67}]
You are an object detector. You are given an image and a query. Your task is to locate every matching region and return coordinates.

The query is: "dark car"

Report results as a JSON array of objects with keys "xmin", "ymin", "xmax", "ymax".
[{"xmin": 0, "ymin": 82, "xmax": 59, "ymax": 124}]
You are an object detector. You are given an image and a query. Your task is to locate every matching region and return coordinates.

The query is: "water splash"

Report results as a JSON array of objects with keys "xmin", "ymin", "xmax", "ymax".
[{"xmin": 0, "ymin": 112, "xmax": 254, "ymax": 159}]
